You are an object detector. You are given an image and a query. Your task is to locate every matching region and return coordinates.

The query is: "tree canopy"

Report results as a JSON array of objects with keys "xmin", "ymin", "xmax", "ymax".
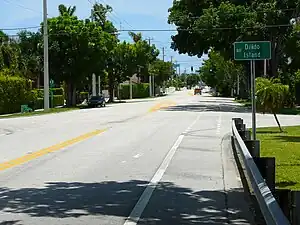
[{"xmin": 0, "ymin": 3, "xmax": 175, "ymax": 106}]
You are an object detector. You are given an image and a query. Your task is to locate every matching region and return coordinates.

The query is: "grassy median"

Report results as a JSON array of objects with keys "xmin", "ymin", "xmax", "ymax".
[
  {"xmin": 0, "ymin": 107, "xmax": 79, "ymax": 119},
  {"xmin": 257, "ymin": 126, "xmax": 300, "ymax": 190}
]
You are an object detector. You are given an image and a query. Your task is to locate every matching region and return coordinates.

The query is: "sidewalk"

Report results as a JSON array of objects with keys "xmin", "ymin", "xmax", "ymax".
[{"xmin": 138, "ymin": 113, "xmax": 254, "ymax": 225}]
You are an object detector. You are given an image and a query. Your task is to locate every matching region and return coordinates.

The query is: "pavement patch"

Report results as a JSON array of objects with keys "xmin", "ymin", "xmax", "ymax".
[
  {"xmin": 0, "ymin": 129, "xmax": 107, "ymax": 172},
  {"xmin": 148, "ymin": 100, "xmax": 176, "ymax": 113}
]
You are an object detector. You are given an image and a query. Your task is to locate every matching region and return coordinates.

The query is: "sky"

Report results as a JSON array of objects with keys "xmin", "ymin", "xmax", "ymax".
[{"xmin": 0, "ymin": 0, "xmax": 207, "ymax": 73}]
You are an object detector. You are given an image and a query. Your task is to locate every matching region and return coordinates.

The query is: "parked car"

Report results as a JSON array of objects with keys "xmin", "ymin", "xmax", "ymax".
[{"xmin": 88, "ymin": 95, "xmax": 106, "ymax": 108}]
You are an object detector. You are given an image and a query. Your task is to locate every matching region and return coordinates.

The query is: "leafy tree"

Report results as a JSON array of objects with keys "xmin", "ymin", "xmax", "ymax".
[
  {"xmin": 186, "ymin": 73, "xmax": 200, "ymax": 88},
  {"xmin": 107, "ymin": 41, "xmax": 137, "ymax": 102},
  {"xmin": 149, "ymin": 59, "xmax": 174, "ymax": 86},
  {"xmin": 17, "ymin": 31, "xmax": 43, "ymax": 83},
  {"xmin": 58, "ymin": 4, "xmax": 76, "ymax": 16},
  {"xmin": 168, "ymin": 0, "xmax": 300, "ymax": 77},
  {"xmin": 256, "ymin": 77, "xmax": 289, "ymax": 132},
  {"xmin": 199, "ymin": 50, "xmax": 244, "ymax": 96},
  {"xmin": 46, "ymin": 5, "xmax": 116, "ymax": 106}
]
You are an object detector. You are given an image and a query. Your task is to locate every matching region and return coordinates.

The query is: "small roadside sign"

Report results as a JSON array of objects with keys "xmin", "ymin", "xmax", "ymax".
[{"xmin": 234, "ymin": 41, "xmax": 271, "ymax": 61}]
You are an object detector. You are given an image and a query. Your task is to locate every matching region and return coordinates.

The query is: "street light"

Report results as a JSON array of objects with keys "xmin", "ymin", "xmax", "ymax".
[{"xmin": 43, "ymin": 0, "xmax": 49, "ymax": 110}]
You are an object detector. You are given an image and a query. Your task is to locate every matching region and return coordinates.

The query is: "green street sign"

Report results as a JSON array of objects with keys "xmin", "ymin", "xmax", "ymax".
[
  {"xmin": 50, "ymin": 79, "xmax": 55, "ymax": 88},
  {"xmin": 234, "ymin": 41, "xmax": 271, "ymax": 60}
]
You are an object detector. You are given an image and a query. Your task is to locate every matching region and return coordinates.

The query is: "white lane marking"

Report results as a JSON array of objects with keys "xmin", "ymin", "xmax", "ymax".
[
  {"xmin": 123, "ymin": 114, "xmax": 201, "ymax": 225},
  {"xmin": 133, "ymin": 154, "xmax": 142, "ymax": 159},
  {"xmin": 216, "ymin": 114, "xmax": 222, "ymax": 135}
]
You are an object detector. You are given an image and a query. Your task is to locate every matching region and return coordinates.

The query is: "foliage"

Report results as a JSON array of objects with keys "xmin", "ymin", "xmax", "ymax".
[
  {"xmin": 256, "ymin": 77, "xmax": 289, "ymax": 131},
  {"xmin": 150, "ymin": 59, "xmax": 174, "ymax": 86},
  {"xmin": 17, "ymin": 31, "xmax": 43, "ymax": 81},
  {"xmin": 199, "ymin": 51, "xmax": 244, "ymax": 97},
  {"xmin": 35, "ymin": 95, "xmax": 64, "ymax": 110},
  {"xmin": 0, "ymin": 3, "xmax": 164, "ymax": 110},
  {"xmin": 186, "ymin": 73, "xmax": 200, "ymax": 87},
  {"xmin": 0, "ymin": 75, "xmax": 35, "ymax": 114},
  {"xmin": 168, "ymin": 0, "xmax": 300, "ymax": 77},
  {"xmin": 119, "ymin": 83, "xmax": 150, "ymax": 99}
]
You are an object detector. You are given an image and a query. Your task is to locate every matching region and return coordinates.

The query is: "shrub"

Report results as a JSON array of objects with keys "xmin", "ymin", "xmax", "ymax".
[
  {"xmin": 35, "ymin": 87, "xmax": 65, "ymax": 98},
  {"xmin": 119, "ymin": 83, "xmax": 150, "ymax": 99},
  {"xmin": 34, "ymin": 95, "xmax": 64, "ymax": 109},
  {"xmin": 78, "ymin": 92, "xmax": 89, "ymax": 103},
  {"xmin": 0, "ymin": 75, "xmax": 36, "ymax": 114}
]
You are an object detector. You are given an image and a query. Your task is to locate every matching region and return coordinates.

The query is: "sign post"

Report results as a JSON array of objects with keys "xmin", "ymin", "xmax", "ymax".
[{"xmin": 234, "ymin": 41, "xmax": 271, "ymax": 140}]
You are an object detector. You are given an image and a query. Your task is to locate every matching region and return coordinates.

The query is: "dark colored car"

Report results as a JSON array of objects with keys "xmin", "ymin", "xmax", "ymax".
[{"xmin": 88, "ymin": 96, "xmax": 106, "ymax": 108}]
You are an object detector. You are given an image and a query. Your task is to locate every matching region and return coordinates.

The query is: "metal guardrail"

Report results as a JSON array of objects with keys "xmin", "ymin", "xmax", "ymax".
[{"xmin": 232, "ymin": 119, "xmax": 291, "ymax": 225}]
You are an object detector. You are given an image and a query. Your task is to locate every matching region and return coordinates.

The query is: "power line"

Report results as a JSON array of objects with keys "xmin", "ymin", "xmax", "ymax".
[
  {"xmin": 117, "ymin": 24, "xmax": 293, "ymax": 32},
  {"xmin": 2, "ymin": 0, "xmax": 43, "ymax": 14},
  {"xmin": 96, "ymin": 0, "xmax": 135, "ymax": 30},
  {"xmin": 0, "ymin": 26, "xmax": 41, "ymax": 31}
]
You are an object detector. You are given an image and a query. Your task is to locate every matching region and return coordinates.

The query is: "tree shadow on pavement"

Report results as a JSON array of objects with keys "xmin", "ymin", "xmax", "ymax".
[
  {"xmin": 164, "ymin": 103, "xmax": 250, "ymax": 113},
  {"xmin": 0, "ymin": 180, "xmax": 252, "ymax": 225}
]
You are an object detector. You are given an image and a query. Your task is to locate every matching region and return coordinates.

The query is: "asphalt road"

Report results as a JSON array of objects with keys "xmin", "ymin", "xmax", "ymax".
[{"xmin": 1, "ymin": 90, "xmax": 300, "ymax": 225}]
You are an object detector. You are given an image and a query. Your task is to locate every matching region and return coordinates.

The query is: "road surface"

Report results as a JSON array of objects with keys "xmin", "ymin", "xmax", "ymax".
[{"xmin": 1, "ymin": 90, "xmax": 300, "ymax": 225}]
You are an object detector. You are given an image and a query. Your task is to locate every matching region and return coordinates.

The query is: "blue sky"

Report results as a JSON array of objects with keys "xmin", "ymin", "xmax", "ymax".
[{"xmin": 0, "ymin": 0, "xmax": 206, "ymax": 73}]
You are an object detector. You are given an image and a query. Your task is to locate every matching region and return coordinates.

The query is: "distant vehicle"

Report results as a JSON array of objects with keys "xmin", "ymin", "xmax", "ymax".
[
  {"xmin": 88, "ymin": 95, "xmax": 106, "ymax": 108},
  {"xmin": 194, "ymin": 88, "xmax": 202, "ymax": 95}
]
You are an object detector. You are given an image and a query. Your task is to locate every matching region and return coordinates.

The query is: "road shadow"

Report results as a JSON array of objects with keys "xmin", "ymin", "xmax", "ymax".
[
  {"xmin": 0, "ymin": 221, "xmax": 20, "ymax": 225},
  {"xmin": 164, "ymin": 102, "xmax": 250, "ymax": 113},
  {"xmin": 0, "ymin": 180, "xmax": 252, "ymax": 224}
]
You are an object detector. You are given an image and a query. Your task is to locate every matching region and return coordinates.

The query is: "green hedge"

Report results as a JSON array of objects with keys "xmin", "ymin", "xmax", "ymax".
[
  {"xmin": 119, "ymin": 83, "xmax": 149, "ymax": 99},
  {"xmin": 78, "ymin": 92, "xmax": 89, "ymax": 102},
  {"xmin": 35, "ymin": 95, "xmax": 64, "ymax": 109},
  {"xmin": 35, "ymin": 88, "xmax": 64, "ymax": 98},
  {"xmin": 0, "ymin": 76, "xmax": 36, "ymax": 114}
]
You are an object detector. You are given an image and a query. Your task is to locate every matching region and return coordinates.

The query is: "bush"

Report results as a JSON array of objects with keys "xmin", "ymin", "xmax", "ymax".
[
  {"xmin": 119, "ymin": 83, "xmax": 150, "ymax": 99},
  {"xmin": 0, "ymin": 75, "xmax": 36, "ymax": 114},
  {"xmin": 35, "ymin": 87, "xmax": 65, "ymax": 98},
  {"xmin": 78, "ymin": 92, "xmax": 89, "ymax": 103},
  {"xmin": 34, "ymin": 95, "xmax": 64, "ymax": 109}
]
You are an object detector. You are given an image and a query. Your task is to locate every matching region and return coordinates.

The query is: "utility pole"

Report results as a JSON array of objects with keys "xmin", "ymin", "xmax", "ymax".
[
  {"xmin": 92, "ymin": 74, "xmax": 96, "ymax": 96},
  {"xmin": 147, "ymin": 37, "xmax": 154, "ymax": 97},
  {"xmin": 162, "ymin": 47, "xmax": 165, "ymax": 62},
  {"xmin": 98, "ymin": 75, "xmax": 101, "ymax": 95},
  {"xmin": 43, "ymin": 0, "xmax": 49, "ymax": 110},
  {"xmin": 129, "ymin": 77, "xmax": 133, "ymax": 99}
]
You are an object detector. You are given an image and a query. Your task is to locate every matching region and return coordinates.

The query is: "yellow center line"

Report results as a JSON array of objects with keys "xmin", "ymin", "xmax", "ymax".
[
  {"xmin": 0, "ymin": 129, "xmax": 107, "ymax": 172},
  {"xmin": 148, "ymin": 100, "xmax": 177, "ymax": 113}
]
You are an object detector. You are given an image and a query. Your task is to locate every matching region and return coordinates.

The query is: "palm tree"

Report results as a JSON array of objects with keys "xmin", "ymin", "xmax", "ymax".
[
  {"xmin": 129, "ymin": 32, "xmax": 142, "ymax": 43},
  {"xmin": 58, "ymin": 4, "xmax": 76, "ymax": 16},
  {"xmin": 256, "ymin": 77, "xmax": 289, "ymax": 132}
]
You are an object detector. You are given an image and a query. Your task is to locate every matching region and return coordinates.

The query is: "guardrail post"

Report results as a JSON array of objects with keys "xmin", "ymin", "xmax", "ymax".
[
  {"xmin": 244, "ymin": 140, "xmax": 260, "ymax": 157},
  {"xmin": 254, "ymin": 157, "xmax": 276, "ymax": 193},
  {"xmin": 291, "ymin": 191, "xmax": 300, "ymax": 225},
  {"xmin": 275, "ymin": 189, "xmax": 291, "ymax": 221},
  {"xmin": 232, "ymin": 118, "xmax": 243, "ymax": 131},
  {"xmin": 244, "ymin": 129, "xmax": 251, "ymax": 141}
]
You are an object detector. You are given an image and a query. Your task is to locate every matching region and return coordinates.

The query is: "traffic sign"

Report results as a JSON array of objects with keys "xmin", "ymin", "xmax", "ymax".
[
  {"xmin": 234, "ymin": 41, "xmax": 271, "ymax": 61},
  {"xmin": 50, "ymin": 79, "xmax": 55, "ymax": 88}
]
